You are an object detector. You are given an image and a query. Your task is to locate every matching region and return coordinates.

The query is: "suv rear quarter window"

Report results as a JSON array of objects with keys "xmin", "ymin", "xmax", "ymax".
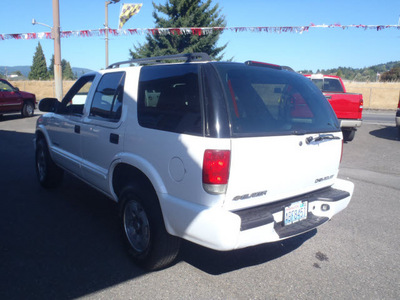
[{"xmin": 138, "ymin": 64, "xmax": 202, "ymax": 135}]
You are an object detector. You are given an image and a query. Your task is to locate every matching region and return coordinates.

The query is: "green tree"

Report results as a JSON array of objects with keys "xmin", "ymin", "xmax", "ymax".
[
  {"xmin": 48, "ymin": 55, "xmax": 54, "ymax": 78},
  {"xmin": 48, "ymin": 55, "xmax": 76, "ymax": 80},
  {"xmin": 62, "ymin": 60, "xmax": 75, "ymax": 80},
  {"xmin": 336, "ymin": 69, "xmax": 343, "ymax": 77},
  {"xmin": 380, "ymin": 66, "xmax": 400, "ymax": 82},
  {"xmin": 29, "ymin": 42, "xmax": 49, "ymax": 80},
  {"xmin": 130, "ymin": 0, "xmax": 226, "ymax": 60}
]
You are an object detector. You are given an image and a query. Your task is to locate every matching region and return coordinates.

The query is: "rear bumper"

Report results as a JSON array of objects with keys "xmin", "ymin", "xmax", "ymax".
[
  {"xmin": 160, "ymin": 178, "xmax": 354, "ymax": 251},
  {"xmin": 339, "ymin": 119, "xmax": 362, "ymax": 129}
]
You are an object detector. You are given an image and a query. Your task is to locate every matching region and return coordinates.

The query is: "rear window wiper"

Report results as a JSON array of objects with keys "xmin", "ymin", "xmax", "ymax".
[{"xmin": 306, "ymin": 134, "xmax": 340, "ymax": 144}]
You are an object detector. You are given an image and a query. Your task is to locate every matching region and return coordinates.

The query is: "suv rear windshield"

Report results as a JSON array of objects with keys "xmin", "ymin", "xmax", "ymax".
[
  {"xmin": 311, "ymin": 78, "xmax": 344, "ymax": 93},
  {"xmin": 212, "ymin": 63, "xmax": 340, "ymax": 137}
]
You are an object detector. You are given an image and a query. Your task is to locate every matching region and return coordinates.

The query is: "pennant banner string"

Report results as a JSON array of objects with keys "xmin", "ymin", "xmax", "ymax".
[{"xmin": 1, "ymin": 24, "xmax": 399, "ymax": 40}]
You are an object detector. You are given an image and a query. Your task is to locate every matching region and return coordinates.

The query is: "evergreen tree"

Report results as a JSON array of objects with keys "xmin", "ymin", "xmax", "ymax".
[
  {"xmin": 62, "ymin": 60, "xmax": 75, "ymax": 80},
  {"xmin": 130, "ymin": 0, "xmax": 226, "ymax": 60},
  {"xmin": 49, "ymin": 55, "xmax": 76, "ymax": 80},
  {"xmin": 380, "ymin": 66, "xmax": 400, "ymax": 82},
  {"xmin": 29, "ymin": 42, "xmax": 49, "ymax": 80}
]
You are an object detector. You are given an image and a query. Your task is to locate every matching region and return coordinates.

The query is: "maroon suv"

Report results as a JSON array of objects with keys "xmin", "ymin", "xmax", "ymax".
[{"xmin": 0, "ymin": 78, "xmax": 36, "ymax": 118}]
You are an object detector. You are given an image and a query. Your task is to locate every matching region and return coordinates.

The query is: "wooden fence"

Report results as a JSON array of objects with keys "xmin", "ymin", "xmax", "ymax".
[{"xmin": 10, "ymin": 80, "xmax": 400, "ymax": 110}]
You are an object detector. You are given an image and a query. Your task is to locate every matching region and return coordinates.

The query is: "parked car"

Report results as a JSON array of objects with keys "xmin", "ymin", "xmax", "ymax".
[
  {"xmin": 304, "ymin": 74, "xmax": 363, "ymax": 142},
  {"xmin": 396, "ymin": 97, "xmax": 400, "ymax": 138},
  {"xmin": 0, "ymin": 78, "xmax": 36, "ymax": 118},
  {"xmin": 35, "ymin": 53, "xmax": 354, "ymax": 270}
]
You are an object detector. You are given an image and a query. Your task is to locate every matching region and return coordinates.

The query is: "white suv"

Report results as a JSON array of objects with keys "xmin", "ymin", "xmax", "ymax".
[{"xmin": 35, "ymin": 53, "xmax": 354, "ymax": 270}]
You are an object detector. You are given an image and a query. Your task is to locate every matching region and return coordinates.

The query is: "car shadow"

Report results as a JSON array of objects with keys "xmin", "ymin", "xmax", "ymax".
[
  {"xmin": 0, "ymin": 113, "xmax": 23, "ymax": 121},
  {"xmin": 369, "ymin": 126, "xmax": 399, "ymax": 141},
  {"xmin": 178, "ymin": 229, "xmax": 316, "ymax": 275},
  {"xmin": 0, "ymin": 128, "xmax": 316, "ymax": 299},
  {"xmin": 0, "ymin": 113, "xmax": 39, "ymax": 121},
  {"xmin": 0, "ymin": 129, "xmax": 145, "ymax": 299}
]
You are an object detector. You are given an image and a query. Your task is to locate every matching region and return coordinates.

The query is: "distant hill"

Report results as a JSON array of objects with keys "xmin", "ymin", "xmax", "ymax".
[
  {"xmin": 298, "ymin": 61, "xmax": 400, "ymax": 82},
  {"xmin": 0, "ymin": 65, "xmax": 93, "ymax": 79}
]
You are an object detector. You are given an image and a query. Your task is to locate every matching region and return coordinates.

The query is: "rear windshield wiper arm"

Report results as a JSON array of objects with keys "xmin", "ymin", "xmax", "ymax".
[{"xmin": 306, "ymin": 134, "xmax": 340, "ymax": 144}]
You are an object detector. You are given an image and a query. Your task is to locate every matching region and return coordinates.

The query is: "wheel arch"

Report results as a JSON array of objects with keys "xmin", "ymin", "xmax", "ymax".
[
  {"xmin": 34, "ymin": 127, "xmax": 56, "ymax": 161},
  {"xmin": 23, "ymin": 98, "xmax": 36, "ymax": 105},
  {"xmin": 112, "ymin": 163, "xmax": 158, "ymax": 199},
  {"xmin": 35, "ymin": 126, "xmax": 51, "ymax": 147},
  {"xmin": 110, "ymin": 152, "xmax": 168, "ymax": 199}
]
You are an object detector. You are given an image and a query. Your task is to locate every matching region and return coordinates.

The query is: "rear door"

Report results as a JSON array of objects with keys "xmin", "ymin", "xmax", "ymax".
[
  {"xmin": 210, "ymin": 63, "xmax": 342, "ymax": 211},
  {"xmin": 226, "ymin": 134, "xmax": 342, "ymax": 211}
]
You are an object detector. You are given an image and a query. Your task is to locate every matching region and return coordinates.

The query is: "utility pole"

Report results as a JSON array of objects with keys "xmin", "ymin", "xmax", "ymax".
[
  {"xmin": 105, "ymin": 1, "xmax": 110, "ymax": 68},
  {"xmin": 105, "ymin": 0, "xmax": 120, "ymax": 68},
  {"xmin": 53, "ymin": 0, "xmax": 63, "ymax": 101}
]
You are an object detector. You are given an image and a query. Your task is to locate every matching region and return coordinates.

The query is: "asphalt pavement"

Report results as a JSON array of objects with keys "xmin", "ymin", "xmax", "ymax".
[
  {"xmin": 0, "ymin": 113, "xmax": 399, "ymax": 300},
  {"xmin": 362, "ymin": 109, "xmax": 396, "ymax": 126}
]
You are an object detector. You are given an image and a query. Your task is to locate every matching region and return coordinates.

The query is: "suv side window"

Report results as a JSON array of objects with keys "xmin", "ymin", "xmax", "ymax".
[
  {"xmin": 58, "ymin": 75, "xmax": 95, "ymax": 115},
  {"xmin": 89, "ymin": 72, "xmax": 125, "ymax": 122},
  {"xmin": 138, "ymin": 64, "xmax": 202, "ymax": 135}
]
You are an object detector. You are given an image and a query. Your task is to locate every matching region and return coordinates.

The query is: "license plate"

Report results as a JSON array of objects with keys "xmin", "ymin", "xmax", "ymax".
[{"xmin": 284, "ymin": 201, "xmax": 308, "ymax": 226}]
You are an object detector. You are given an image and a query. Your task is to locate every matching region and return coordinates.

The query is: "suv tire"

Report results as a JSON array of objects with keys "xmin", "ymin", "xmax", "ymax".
[
  {"xmin": 22, "ymin": 101, "xmax": 35, "ymax": 117},
  {"xmin": 342, "ymin": 129, "xmax": 355, "ymax": 142},
  {"xmin": 120, "ymin": 185, "xmax": 181, "ymax": 270},
  {"xmin": 35, "ymin": 138, "xmax": 64, "ymax": 188}
]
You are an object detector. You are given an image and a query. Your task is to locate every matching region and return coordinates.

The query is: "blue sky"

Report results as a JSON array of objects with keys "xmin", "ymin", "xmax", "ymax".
[{"xmin": 0, "ymin": 0, "xmax": 399, "ymax": 73}]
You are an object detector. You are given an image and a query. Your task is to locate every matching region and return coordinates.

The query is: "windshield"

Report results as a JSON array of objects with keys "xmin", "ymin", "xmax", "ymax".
[{"xmin": 212, "ymin": 63, "xmax": 340, "ymax": 137}]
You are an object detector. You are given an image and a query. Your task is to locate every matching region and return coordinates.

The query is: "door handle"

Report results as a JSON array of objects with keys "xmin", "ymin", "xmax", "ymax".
[
  {"xmin": 74, "ymin": 125, "xmax": 80, "ymax": 134},
  {"xmin": 110, "ymin": 133, "xmax": 119, "ymax": 144}
]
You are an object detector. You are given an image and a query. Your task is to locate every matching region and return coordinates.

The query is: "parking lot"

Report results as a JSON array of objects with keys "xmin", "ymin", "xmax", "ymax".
[{"xmin": 1, "ymin": 112, "xmax": 399, "ymax": 299}]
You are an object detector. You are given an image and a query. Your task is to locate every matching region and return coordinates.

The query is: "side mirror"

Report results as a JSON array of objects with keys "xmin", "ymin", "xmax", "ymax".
[
  {"xmin": 39, "ymin": 97, "xmax": 59, "ymax": 112},
  {"xmin": 13, "ymin": 87, "xmax": 20, "ymax": 92}
]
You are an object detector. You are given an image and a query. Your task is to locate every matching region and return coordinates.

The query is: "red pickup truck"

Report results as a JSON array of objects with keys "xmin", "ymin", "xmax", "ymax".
[
  {"xmin": 304, "ymin": 74, "xmax": 363, "ymax": 141},
  {"xmin": 0, "ymin": 78, "xmax": 36, "ymax": 118}
]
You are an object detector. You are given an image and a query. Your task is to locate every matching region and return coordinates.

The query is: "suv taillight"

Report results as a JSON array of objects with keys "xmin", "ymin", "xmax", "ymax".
[{"xmin": 202, "ymin": 150, "xmax": 230, "ymax": 194}]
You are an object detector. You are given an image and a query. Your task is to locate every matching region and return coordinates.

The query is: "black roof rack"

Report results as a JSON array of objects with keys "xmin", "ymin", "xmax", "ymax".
[
  {"xmin": 107, "ymin": 52, "xmax": 211, "ymax": 69},
  {"xmin": 281, "ymin": 66, "xmax": 295, "ymax": 72}
]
